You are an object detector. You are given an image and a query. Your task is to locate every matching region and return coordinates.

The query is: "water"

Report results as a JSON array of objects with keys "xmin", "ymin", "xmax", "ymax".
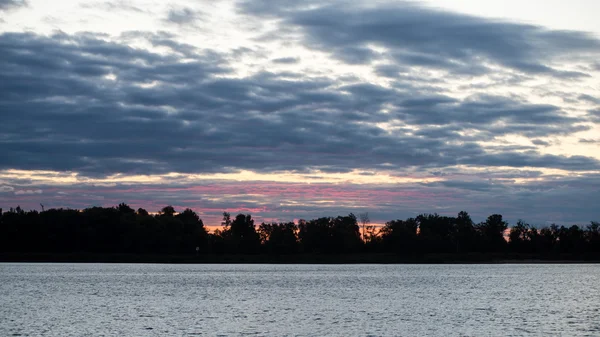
[{"xmin": 1, "ymin": 264, "xmax": 599, "ymax": 336}]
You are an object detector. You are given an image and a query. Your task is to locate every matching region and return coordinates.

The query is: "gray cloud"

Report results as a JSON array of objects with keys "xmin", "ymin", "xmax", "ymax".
[
  {"xmin": 0, "ymin": 0, "xmax": 27, "ymax": 10},
  {"xmin": 422, "ymin": 179, "xmax": 506, "ymax": 193},
  {"xmin": 14, "ymin": 189, "xmax": 42, "ymax": 195},
  {"xmin": 579, "ymin": 94, "xmax": 600, "ymax": 104},
  {"xmin": 374, "ymin": 64, "xmax": 408, "ymax": 78},
  {"xmin": 531, "ymin": 139, "xmax": 550, "ymax": 146},
  {"xmin": 393, "ymin": 93, "xmax": 588, "ymax": 138},
  {"xmin": 0, "ymin": 185, "xmax": 14, "ymax": 193},
  {"xmin": 272, "ymin": 57, "xmax": 300, "ymax": 64},
  {"xmin": 239, "ymin": 0, "xmax": 600, "ymax": 77},
  {"xmin": 589, "ymin": 109, "xmax": 600, "ymax": 122},
  {"xmin": 165, "ymin": 7, "xmax": 204, "ymax": 26},
  {"xmin": 81, "ymin": 1, "xmax": 143, "ymax": 12},
  {"xmin": 0, "ymin": 31, "xmax": 598, "ymax": 178}
]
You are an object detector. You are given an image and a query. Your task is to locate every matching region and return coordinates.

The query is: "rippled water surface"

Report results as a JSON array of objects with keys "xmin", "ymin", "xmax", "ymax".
[{"xmin": 1, "ymin": 263, "xmax": 599, "ymax": 336}]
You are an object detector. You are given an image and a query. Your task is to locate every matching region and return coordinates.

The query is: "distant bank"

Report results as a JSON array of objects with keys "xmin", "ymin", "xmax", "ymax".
[{"xmin": 2, "ymin": 253, "xmax": 600, "ymax": 264}]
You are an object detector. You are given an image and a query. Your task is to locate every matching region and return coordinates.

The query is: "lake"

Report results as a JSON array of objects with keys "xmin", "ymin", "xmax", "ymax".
[{"xmin": 1, "ymin": 263, "xmax": 599, "ymax": 336}]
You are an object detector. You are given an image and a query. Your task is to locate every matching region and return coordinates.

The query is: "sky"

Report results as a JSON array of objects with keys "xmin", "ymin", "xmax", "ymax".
[{"xmin": 1, "ymin": 0, "xmax": 600, "ymax": 227}]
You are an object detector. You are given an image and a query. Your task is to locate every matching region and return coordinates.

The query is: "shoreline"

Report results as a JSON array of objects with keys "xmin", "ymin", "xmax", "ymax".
[{"xmin": 2, "ymin": 252, "xmax": 600, "ymax": 264}]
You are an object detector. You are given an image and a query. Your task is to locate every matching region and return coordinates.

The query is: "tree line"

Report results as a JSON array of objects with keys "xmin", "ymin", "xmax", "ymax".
[{"xmin": 1, "ymin": 204, "xmax": 599, "ymax": 257}]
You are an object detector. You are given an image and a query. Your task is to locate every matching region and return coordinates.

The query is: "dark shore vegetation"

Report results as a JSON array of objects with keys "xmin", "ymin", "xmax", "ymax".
[{"xmin": 1, "ymin": 204, "xmax": 599, "ymax": 263}]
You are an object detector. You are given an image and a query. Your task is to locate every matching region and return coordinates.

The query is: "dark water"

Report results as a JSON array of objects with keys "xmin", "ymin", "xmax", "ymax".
[{"xmin": 1, "ymin": 263, "xmax": 599, "ymax": 336}]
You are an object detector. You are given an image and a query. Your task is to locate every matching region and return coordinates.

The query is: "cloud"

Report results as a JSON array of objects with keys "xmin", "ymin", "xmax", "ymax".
[
  {"xmin": 165, "ymin": 6, "xmax": 204, "ymax": 26},
  {"xmin": 0, "ymin": 185, "xmax": 14, "ymax": 193},
  {"xmin": 394, "ymin": 93, "xmax": 588, "ymax": 138},
  {"xmin": 589, "ymin": 109, "xmax": 600, "ymax": 122},
  {"xmin": 0, "ymin": 0, "xmax": 25, "ymax": 9},
  {"xmin": 14, "ymin": 189, "xmax": 42, "ymax": 195},
  {"xmin": 531, "ymin": 139, "xmax": 550, "ymax": 146},
  {"xmin": 1, "ymin": 1, "xmax": 599, "ymax": 226},
  {"xmin": 239, "ymin": 0, "xmax": 600, "ymax": 77},
  {"xmin": 2, "ymin": 172, "xmax": 599, "ymax": 225},
  {"xmin": 0, "ymin": 31, "xmax": 598, "ymax": 178},
  {"xmin": 579, "ymin": 94, "xmax": 600, "ymax": 104},
  {"xmin": 0, "ymin": 0, "xmax": 27, "ymax": 10},
  {"xmin": 81, "ymin": 1, "xmax": 143, "ymax": 13},
  {"xmin": 272, "ymin": 57, "xmax": 300, "ymax": 64},
  {"xmin": 465, "ymin": 152, "xmax": 599, "ymax": 172},
  {"xmin": 374, "ymin": 64, "xmax": 408, "ymax": 78}
]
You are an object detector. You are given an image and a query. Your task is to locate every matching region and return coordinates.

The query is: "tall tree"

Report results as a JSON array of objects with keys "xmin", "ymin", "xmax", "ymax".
[
  {"xmin": 258, "ymin": 222, "xmax": 298, "ymax": 254},
  {"xmin": 454, "ymin": 211, "xmax": 477, "ymax": 253},
  {"xmin": 160, "ymin": 205, "xmax": 176, "ymax": 217},
  {"xmin": 359, "ymin": 212, "xmax": 370, "ymax": 243},
  {"xmin": 477, "ymin": 214, "xmax": 508, "ymax": 252},
  {"xmin": 221, "ymin": 213, "xmax": 260, "ymax": 254},
  {"xmin": 380, "ymin": 218, "xmax": 419, "ymax": 254}
]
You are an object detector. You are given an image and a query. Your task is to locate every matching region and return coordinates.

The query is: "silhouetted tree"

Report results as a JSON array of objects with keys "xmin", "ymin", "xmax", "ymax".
[
  {"xmin": 175, "ymin": 208, "xmax": 208, "ymax": 253},
  {"xmin": 380, "ymin": 218, "xmax": 418, "ymax": 254},
  {"xmin": 586, "ymin": 222, "xmax": 600, "ymax": 253},
  {"xmin": 297, "ymin": 214, "xmax": 361, "ymax": 254},
  {"xmin": 454, "ymin": 211, "xmax": 478, "ymax": 253},
  {"xmin": 477, "ymin": 214, "xmax": 508, "ymax": 252},
  {"xmin": 160, "ymin": 205, "xmax": 176, "ymax": 217},
  {"xmin": 221, "ymin": 212, "xmax": 231, "ymax": 230},
  {"xmin": 331, "ymin": 213, "xmax": 362, "ymax": 253},
  {"xmin": 135, "ymin": 210, "xmax": 159, "ymax": 253},
  {"xmin": 417, "ymin": 213, "xmax": 455, "ymax": 253},
  {"xmin": 557, "ymin": 225, "xmax": 585, "ymax": 253},
  {"xmin": 359, "ymin": 212, "xmax": 369, "ymax": 243},
  {"xmin": 363, "ymin": 224, "xmax": 381, "ymax": 250},
  {"xmin": 258, "ymin": 222, "xmax": 298, "ymax": 254},
  {"xmin": 537, "ymin": 224, "xmax": 559, "ymax": 253},
  {"xmin": 509, "ymin": 220, "xmax": 531, "ymax": 253},
  {"xmin": 1, "ymin": 205, "xmax": 598, "ymax": 258},
  {"xmin": 118, "ymin": 203, "xmax": 135, "ymax": 214},
  {"xmin": 298, "ymin": 217, "xmax": 332, "ymax": 253},
  {"xmin": 220, "ymin": 213, "xmax": 260, "ymax": 254}
]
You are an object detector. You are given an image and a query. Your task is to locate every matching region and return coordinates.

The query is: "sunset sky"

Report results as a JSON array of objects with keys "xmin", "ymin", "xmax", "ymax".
[{"xmin": 1, "ymin": 0, "xmax": 599, "ymax": 227}]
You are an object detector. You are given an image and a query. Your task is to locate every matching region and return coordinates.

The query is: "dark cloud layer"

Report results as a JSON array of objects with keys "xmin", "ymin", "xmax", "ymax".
[
  {"xmin": 0, "ymin": 0, "xmax": 27, "ymax": 10},
  {"xmin": 239, "ymin": 0, "xmax": 600, "ymax": 77},
  {"xmin": 0, "ymin": 31, "xmax": 598, "ymax": 177},
  {"xmin": 165, "ymin": 7, "xmax": 204, "ymax": 26}
]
